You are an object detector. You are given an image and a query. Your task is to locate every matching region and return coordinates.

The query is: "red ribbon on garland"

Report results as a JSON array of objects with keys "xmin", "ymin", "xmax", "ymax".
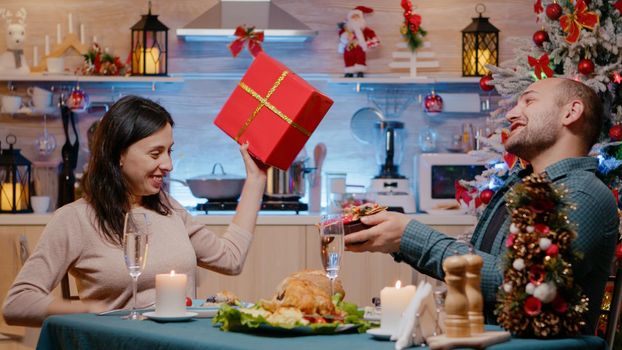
[
  {"xmin": 534, "ymin": 0, "xmax": 543, "ymax": 15},
  {"xmin": 528, "ymin": 53, "xmax": 554, "ymax": 79},
  {"xmin": 228, "ymin": 26, "xmax": 264, "ymax": 58},
  {"xmin": 559, "ymin": 0, "xmax": 599, "ymax": 44}
]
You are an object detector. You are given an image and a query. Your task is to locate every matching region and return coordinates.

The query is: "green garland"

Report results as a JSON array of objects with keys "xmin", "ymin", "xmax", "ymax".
[{"xmin": 496, "ymin": 174, "xmax": 588, "ymax": 337}]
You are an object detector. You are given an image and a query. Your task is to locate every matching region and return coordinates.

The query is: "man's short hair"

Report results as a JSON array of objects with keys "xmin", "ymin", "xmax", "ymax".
[{"xmin": 555, "ymin": 79, "xmax": 603, "ymax": 148}]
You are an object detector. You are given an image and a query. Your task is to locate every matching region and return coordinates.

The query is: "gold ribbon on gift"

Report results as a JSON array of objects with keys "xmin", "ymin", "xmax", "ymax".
[{"xmin": 235, "ymin": 70, "xmax": 312, "ymax": 141}]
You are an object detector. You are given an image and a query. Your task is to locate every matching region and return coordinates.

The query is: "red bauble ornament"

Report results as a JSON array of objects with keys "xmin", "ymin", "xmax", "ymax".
[
  {"xmin": 546, "ymin": 3, "xmax": 563, "ymax": 20},
  {"xmin": 479, "ymin": 75, "xmax": 494, "ymax": 92},
  {"xmin": 532, "ymin": 30, "xmax": 549, "ymax": 47},
  {"xmin": 610, "ymin": 124, "xmax": 622, "ymax": 141},
  {"xmin": 66, "ymin": 86, "xmax": 90, "ymax": 113},
  {"xmin": 423, "ymin": 92, "xmax": 443, "ymax": 115},
  {"xmin": 479, "ymin": 189, "xmax": 494, "ymax": 204},
  {"xmin": 578, "ymin": 58, "xmax": 594, "ymax": 75},
  {"xmin": 615, "ymin": 242, "xmax": 622, "ymax": 261}
]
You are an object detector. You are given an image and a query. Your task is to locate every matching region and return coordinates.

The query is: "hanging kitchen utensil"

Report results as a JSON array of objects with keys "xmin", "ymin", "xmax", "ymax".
[
  {"xmin": 57, "ymin": 97, "xmax": 79, "ymax": 207},
  {"xmin": 34, "ymin": 114, "xmax": 57, "ymax": 159},
  {"xmin": 350, "ymin": 107, "xmax": 384, "ymax": 145}
]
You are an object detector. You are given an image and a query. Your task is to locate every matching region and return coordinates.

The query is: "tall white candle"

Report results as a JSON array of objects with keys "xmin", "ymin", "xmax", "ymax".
[
  {"xmin": 68, "ymin": 13, "xmax": 73, "ymax": 34},
  {"xmin": 56, "ymin": 24, "xmax": 61, "ymax": 44},
  {"xmin": 44, "ymin": 35, "xmax": 50, "ymax": 55},
  {"xmin": 380, "ymin": 280, "xmax": 416, "ymax": 333},
  {"xmin": 33, "ymin": 46, "xmax": 38, "ymax": 67},
  {"xmin": 92, "ymin": 35, "xmax": 97, "ymax": 44},
  {"xmin": 80, "ymin": 24, "xmax": 85, "ymax": 44},
  {"xmin": 155, "ymin": 271, "xmax": 187, "ymax": 316}
]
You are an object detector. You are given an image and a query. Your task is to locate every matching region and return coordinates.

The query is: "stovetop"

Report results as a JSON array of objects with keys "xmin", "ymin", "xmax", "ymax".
[{"xmin": 196, "ymin": 200, "xmax": 308, "ymax": 214}]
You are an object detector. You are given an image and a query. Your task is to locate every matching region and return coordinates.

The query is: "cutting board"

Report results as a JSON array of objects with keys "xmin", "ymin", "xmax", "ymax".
[{"xmin": 426, "ymin": 330, "xmax": 511, "ymax": 350}]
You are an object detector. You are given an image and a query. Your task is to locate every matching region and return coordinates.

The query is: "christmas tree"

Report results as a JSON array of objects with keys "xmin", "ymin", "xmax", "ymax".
[{"xmin": 466, "ymin": 0, "xmax": 622, "ymax": 339}]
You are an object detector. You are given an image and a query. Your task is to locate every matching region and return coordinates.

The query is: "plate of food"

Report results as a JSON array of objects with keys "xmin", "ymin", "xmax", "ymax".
[
  {"xmin": 213, "ymin": 270, "xmax": 377, "ymax": 335},
  {"xmin": 341, "ymin": 203, "xmax": 387, "ymax": 235}
]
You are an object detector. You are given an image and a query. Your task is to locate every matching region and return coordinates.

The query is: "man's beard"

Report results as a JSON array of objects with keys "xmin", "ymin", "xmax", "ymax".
[
  {"xmin": 504, "ymin": 111, "xmax": 560, "ymax": 161},
  {"xmin": 346, "ymin": 17, "xmax": 365, "ymax": 32}
]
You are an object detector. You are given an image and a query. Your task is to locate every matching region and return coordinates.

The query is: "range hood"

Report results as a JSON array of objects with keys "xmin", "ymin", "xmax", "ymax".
[{"xmin": 176, "ymin": 0, "xmax": 317, "ymax": 42}]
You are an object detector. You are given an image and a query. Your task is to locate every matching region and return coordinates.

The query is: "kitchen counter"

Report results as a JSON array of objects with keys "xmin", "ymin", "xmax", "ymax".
[{"xmin": 0, "ymin": 211, "xmax": 477, "ymax": 226}]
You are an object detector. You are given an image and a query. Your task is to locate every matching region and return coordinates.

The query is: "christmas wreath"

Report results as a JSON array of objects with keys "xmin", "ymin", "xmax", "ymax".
[
  {"xmin": 400, "ymin": 0, "xmax": 427, "ymax": 51},
  {"xmin": 496, "ymin": 174, "xmax": 588, "ymax": 337}
]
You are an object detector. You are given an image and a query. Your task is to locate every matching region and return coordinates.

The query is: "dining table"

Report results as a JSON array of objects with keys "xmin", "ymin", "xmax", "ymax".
[{"xmin": 36, "ymin": 313, "xmax": 607, "ymax": 350}]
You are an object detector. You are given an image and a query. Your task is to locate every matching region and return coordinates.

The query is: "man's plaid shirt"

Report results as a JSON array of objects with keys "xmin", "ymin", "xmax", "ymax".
[{"xmin": 393, "ymin": 157, "xmax": 618, "ymax": 333}]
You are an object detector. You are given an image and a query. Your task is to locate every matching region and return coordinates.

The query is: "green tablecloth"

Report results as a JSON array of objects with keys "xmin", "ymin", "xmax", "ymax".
[{"xmin": 36, "ymin": 314, "xmax": 607, "ymax": 350}]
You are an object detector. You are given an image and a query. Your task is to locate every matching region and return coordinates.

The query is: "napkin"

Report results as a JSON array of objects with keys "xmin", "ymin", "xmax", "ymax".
[{"xmin": 392, "ymin": 281, "xmax": 437, "ymax": 350}]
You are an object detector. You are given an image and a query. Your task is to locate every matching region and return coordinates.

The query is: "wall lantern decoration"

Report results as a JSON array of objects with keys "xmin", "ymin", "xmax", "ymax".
[
  {"xmin": 461, "ymin": 3, "xmax": 499, "ymax": 77},
  {"xmin": 0, "ymin": 135, "xmax": 32, "ymax": 213},
  {"xmin": 131, "ymin": 1, "xmax": 169, "ymax": 76}
]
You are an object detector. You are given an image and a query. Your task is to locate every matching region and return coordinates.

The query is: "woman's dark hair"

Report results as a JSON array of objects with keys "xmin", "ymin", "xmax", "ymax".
[{"xmin": 82, "ymin": 95, "xmax": 175, "ymax": 246}]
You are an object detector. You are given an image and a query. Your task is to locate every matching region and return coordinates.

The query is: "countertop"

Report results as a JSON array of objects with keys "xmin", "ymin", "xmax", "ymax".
[{"xmin": 0, "ymin": 210, "xmax": 476, "ymax": 226}]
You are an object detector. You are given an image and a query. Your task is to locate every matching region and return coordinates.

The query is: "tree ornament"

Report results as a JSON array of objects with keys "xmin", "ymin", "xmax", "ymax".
[
  {"xmin": 534, "ymin": 0, "xmax": 544, "ymax": 15},
  {"xmin": 545, "ymin": 2, "xmax": 562, "ymax": 20},
  {"xmin": 609, "ymin": 124, "xmax": 622, "ymax": 141},
  {"xmin": 480, "ymin": 188, "xmax": 494, "ymax": 204},
  {"xmin": 528, "ymin": 54, "xmax": 554, "ymax": 79},
  {"xmin": 479, "ymin": 74, "xmax": 494, "ymax": 92},
  {"xmin": 227, "ymin": 26, "xmax": 264, "ymax": 58},
  {"xmin": 532, "ymin": 30, "xmax": 549, "ymax": 47},
  {"xmin": 423, "ymin": 91, "xmax": 443, "ymax": 115},
  {"xmin": 615, "ymin": 0, "xmax": 622, "ymax": 14},
  {"xmin": 559, "ymin": 0, "xmax": 599, "ymax": 43},
  {"xmin": 578, "ymin": 58, "xmax": 594, "ymax": 75}
]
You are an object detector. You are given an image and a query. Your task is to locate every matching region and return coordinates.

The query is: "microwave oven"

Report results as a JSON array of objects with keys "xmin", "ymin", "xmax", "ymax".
[{"xmin": 414, "ymin": 153, "xmax": 487, "ymax": 212}]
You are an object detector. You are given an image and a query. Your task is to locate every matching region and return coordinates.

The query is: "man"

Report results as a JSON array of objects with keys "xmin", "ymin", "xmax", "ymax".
[
  {"xmin": 345, "ymin": 77, "xmax": 619, "ymax": 333},
  {"xmin": 338, "ymin": 6, "xmax": 380, "ymax": 78}
]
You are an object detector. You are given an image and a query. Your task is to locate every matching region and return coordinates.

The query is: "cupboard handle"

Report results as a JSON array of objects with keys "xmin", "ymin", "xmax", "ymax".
[{"xmin": 19, "ymin": 234, "xmax": 30, "ymax": 265}]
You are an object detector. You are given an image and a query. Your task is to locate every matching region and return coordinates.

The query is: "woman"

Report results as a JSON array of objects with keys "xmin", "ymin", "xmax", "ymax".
[{"xmin": 2, "ymin": 95, "xmax": 266, "ymax": 326}]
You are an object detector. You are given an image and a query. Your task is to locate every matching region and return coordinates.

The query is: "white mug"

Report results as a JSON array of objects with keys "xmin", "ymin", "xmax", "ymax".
[
  {"xmin": 46, "ymin": 57, "xmax": 65, "ymax": 73},
  {"xmin": 1, "ymin": 95, "xmax": 22, "ymax": 114},
  {"xmin": 27, "ymin": 87, "xmax": 54, "ymax": 110},
  {"xmin": 31, "ymin": 195, "xmax": 50, "ymax": 214}
]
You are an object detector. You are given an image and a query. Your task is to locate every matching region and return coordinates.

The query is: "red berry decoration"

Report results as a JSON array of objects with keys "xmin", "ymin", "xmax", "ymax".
[
  {"xmin": 479, "ymin": 75, "xmax": 494, "ymax": 92},
  {"xmin": 479, "ymin": 189, "xmax": 494, "ymax": 205},
  {"xmin": 609, "ymin": 124, "xmax": 622, "ymax": 141},
  {"xmin": 532, "ymin": 30, "xmax": 549, "ymax": 47},
  {"xmin": 546, "ymin": 3, "xmax": 563, "ymax": 20},
  {"xmin": 615, "ymin": 242, "xmax": 622, "ymax": 261},
  {"xmin": 185, "ymin": 297, "xmax": 192, "ymax": 307},
  {"xmin": 578, "ymin": 58, "xmax": 595, "ymax": 75}
]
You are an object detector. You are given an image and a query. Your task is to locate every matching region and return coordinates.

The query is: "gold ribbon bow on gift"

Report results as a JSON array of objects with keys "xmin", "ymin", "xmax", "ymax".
[{"xmin": 235, "ymin": 71, "xmax": 312, "ymax": 141}]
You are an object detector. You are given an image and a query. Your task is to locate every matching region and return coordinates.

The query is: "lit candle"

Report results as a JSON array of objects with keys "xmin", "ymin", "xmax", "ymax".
[
  {"xmin": 56, "ymin": 24, "xmax": 61, "ymax": 44},
  {"xmin": 80, "ymin": 24, "xmax": 85, "ymax": 44},
  {"xmin": 134, "ymin": 47, "xmax": 160, "ymax": 74},
  {"xmin": 1, "ymin": 183, "xmax": 26, "ymax": 211},
  {"xmin": 68, "ymin": 13, "xmax": 73, "ymax": 34},
  {"xmin": 33, "ymin": 46, "xmax": 38, "ymax": 67},
  {"xmin": 155, "ymin": 270, "xmax": 187, "ymax": 316},
  {"xmin": 380, "ymin": 280, "xmax": 416, "ymax": 333},
  {"xmin": 45, "ymin": 35, "xmax": 50, "ymax": 55}
]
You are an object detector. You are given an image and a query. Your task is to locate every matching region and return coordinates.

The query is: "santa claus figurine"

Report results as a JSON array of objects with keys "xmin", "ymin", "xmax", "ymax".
[{"xmin": 338, "ymin": 6, "xmax": 380, "ymax": 78}]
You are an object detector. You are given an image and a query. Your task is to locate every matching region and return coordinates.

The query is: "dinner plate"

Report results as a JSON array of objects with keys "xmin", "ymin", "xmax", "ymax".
[
  {"xmin": 187, "ymin": 306, "xmax": 220, "ymax": 318},
  {"xmin": 256, "ymin": 323, "xmax": 358, "ymax": 334},
  {"xmin": 143, "ymin": 311, "xmax": 198, "ymax": 322},
  {"xmin": 366, "ymin": 327, "xmax": 393, "ymax": 340}
]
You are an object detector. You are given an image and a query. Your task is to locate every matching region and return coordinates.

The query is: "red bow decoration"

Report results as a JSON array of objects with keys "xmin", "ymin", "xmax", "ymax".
[
  {"xmin": 615, "ymin": 0, "xmax": 622, "ymax": 14},
  {"xmin": 501, "ymin": 129, "xmax": 529, "ymax": 170},
  {"xmin": 559, "ymin": 0, "xmax": 599, "ymax": 43},
  {"xmin": 228, "ymin": 26, "xmax": 264, "ymax": 58},
  {"xmin": 528, "ymin": 54, "xmax": 554, "ymax": 79}
]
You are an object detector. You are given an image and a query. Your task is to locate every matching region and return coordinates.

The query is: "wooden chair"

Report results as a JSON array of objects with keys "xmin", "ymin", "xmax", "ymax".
[{"xmin": 601, "ymin": 261, "xmax": 622, "ymax": 350}]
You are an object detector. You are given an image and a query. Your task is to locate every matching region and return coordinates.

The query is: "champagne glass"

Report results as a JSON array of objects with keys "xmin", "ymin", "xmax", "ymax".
[
  {"xmin": 122, "ymin": 212, "xmax": 149, "ymax": 320},
  {"xmin": 319, "ymin": 214, "xmax": 344, "ymax": 297}
]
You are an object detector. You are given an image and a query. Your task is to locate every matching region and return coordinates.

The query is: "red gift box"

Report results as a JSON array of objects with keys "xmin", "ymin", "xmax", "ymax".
[{"xmin": 214, "ymin": 52, "xmax": 334, "ymax": 170}]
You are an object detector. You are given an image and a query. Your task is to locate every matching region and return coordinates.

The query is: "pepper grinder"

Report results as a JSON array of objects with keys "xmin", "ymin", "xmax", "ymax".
[
  {"xmin": 442, "ymin": 255, "xmax": 470, "ymax": 338},
  {"xmin": 464, "ymin": 252, "xmax": 485, "ymax": 334}
]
